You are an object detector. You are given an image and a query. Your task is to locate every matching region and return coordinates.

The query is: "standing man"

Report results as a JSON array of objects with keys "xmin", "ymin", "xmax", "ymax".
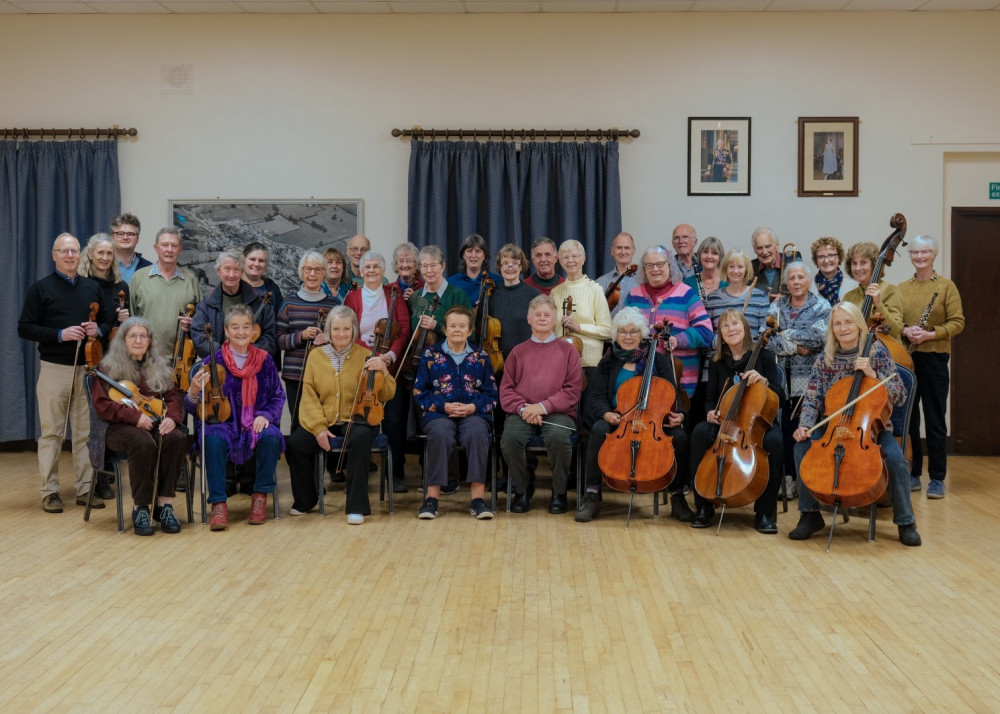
[
  {"xmin": 346, "ymin": 234, "xmax": 382, "ymax": 287},
  {"xmin": 750, "ymin": 227, "xmax": 786, "ymax": 300},
  {"xmin": 18, "ymin": 233, "xmax": 114, "ymax": 512},
  {"xmin": 110, "ymin": 212, "xmax": 151, "ymax": 284},
  {"xmin": 596, "ymin": 231, "xmax": 639, "ymax": 317},
  {"xmin": 523, "ymin": 237, "xmax": 565, "ymax": 295},
  {"xmin": 671, "ymin": 224, "xmax": 699, "ymax": 280},
  {"xmin": 130, "ymin": 227, "xmax": 202, "ymax": 355}
]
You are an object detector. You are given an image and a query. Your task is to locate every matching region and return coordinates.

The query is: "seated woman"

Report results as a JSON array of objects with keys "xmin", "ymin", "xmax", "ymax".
[
  {"xmin": 186, "ymin": 305, "xmax": 285, "ymax": 531},
  {"xmin": 276, "ymin": 250, "xmax": 338, "ymax": 432},
  {"xmin": 549, "ymin": 239, "xmax": 612, "ymax": 368},
  {"xmin": 91, "ymin": 317, "xmax": 186, "ymax": 536},
  {"xmin": 577, "ymin": 307, "xmax": 687, "ymax": 523},
  {"xmin": 413, "ymin": 306, "xmax": 498, "ymax": 520},
  {"xmin": 689, "ymin": 309, "xmax": 784, "ymax": 533},
  {"xmin": 285, "ymin": 306, "xmax": 396, "ymax": 524},
  {"xmin": 790, "ymin": 302, "xmax": 921, "ymax": 546}
]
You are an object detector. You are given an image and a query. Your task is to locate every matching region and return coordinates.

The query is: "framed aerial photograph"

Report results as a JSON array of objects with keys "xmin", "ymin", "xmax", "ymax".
[
  {"xmin": 798, "ymin": 117, "xmax": 859, "ymax": 197},
  {"xmin": 687, "ymin": 117, "xmax": 751, "ymax": 196},
  {"xmin": 169, "ymin": 199, "xmax": 363, "ymax": 298}
]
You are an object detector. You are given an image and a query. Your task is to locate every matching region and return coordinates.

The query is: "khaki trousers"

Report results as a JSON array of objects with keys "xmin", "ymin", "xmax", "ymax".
[{"xmin": 36, "ymin": 360, "xmax": 92, "ymax": 497}]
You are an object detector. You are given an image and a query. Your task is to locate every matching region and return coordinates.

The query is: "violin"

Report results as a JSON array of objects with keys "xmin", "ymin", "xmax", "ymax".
[
  {"xmin": 859, "ymin": 214, "xmax": 913, "ymax": 371},
  {"xmin": 397, "ymin": 294, "xmax": 441, "ymax": 388},
  {"xmin": 249, "ymin": 291, "xmax": 272, "ymax": 343},
  {"xmin": 349, "ymin": 289, "xmax": 398, "ymax": 427},
  {"xmin": 108, "ymin": 290, "xmax": 126, "ymax": 343},
  {"xmin": 374, "ymin": 286, "xmax": 401, "ymax": 376},
  {"xmin": 475, "ymin": 277, "xmax": 504, "ymax": 375},
  {"xmin": 89, "ymin": 367, "xmax": 166, "ymax": 423},
  {"xmin": 694, "ymin": 317, "xmax": 781, "ymax": 509},
  {"xmin": 84, "ymin": 302, "xmax": 103, "ymax": 368},
  {"xmin": 172, "ymin": 303, "xmax": 196, "ymax": 391},
  {"xmin": 198, "ymin": 324, "xmax": 232, "ymax": 424},
  {"xmin": 604, "ymin": 264, "xmax": 638, "ymax": 311},
  {"xmin": 799, "ymin": 318, "xmax": 890, "ymax": 509},
  {"xmin": 598, "ymin": 324, "xmax": 677, "ymax": 498},
  {"xmin": 560, "ymin": 296, "xmax": 585, "ymax": 356}
]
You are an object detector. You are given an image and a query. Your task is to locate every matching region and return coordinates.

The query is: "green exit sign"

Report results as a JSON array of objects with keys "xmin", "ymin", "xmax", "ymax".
[{"xmin": 992, "ymin": 182, "xmax": 1000, "ymax": 199}]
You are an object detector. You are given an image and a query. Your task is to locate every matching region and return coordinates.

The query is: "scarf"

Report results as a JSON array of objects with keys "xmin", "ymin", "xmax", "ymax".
[
  {"xmin": 815, "ymin": 270, "xmax": 843, "ymax": 306},
  {"xmin": 222, "ymin": 342, "xmax": 268, "ymax": 448},
  {"xmin": 297, "ymin": 287, "xmax": 327, "ymax": 302},
  {"xmin": 612, "ymin": 340, "xmax": 647, "ymax": 365}
]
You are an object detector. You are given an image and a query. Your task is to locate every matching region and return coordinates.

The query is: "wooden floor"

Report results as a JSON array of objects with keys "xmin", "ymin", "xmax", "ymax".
[{"xmin": 2, "ymin": 451, "xmax": 999, "ymax": 713}]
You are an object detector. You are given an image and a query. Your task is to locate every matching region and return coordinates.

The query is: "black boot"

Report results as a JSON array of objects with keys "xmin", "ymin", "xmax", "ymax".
[
  {"xmin": 788, "ymin": 511, "xmax": 825, "ymax": 540},
  {"xmin": 898, "ymin": 523, "xmax": 922, "ymax": 546},
  {"xmin": 95, "ymin": 473, "xmax": 115, "ymax": 500},
  {"xmin": 691, "ymin": 504, "xmax": 715, "ymax": 528},
  {"xmin": 670, "ymin": 492, "xmax": 695, "ymax": 522},
  {"xmin": 575, "ymin": 491, "xmax": 601, "ymax": 523}
]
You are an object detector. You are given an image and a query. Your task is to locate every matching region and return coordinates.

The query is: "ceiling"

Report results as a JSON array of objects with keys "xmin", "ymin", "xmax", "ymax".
[{"xmin": 1, "ymin": 0, "xmax": 998, "ymax": 15}]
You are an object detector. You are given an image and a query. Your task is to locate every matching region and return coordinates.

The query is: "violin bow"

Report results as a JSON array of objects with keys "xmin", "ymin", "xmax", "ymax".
[
  {"xmin": 740, "ymin": 277, "xmax": 758, "ymax": 316},
  {"xmin": 200, "ymin": 373, "xmax": 208, "ymax": 523},
  {"xmin": 804, "ymin": 374, "xmax": 894, "ymax": 435},
  {"xmin": 539, "ymin": 418, "xmax": 577, "ymax": 433},
  {"xmin": 61, "ymin": 334, "xmax": 84, "ymax": 445},
  {"xmin": 148, "ymin": 398, "xmax": 167, "ymax": 516}
]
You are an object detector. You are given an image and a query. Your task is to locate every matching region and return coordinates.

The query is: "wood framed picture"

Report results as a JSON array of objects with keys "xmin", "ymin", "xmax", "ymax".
[
  {"xmin": 797, "ymin": 117, "xmax": 859, "ymax": 197},
  {"xmin": 687, "ymin": 117, "xmax": 751, "ymax": 196}
]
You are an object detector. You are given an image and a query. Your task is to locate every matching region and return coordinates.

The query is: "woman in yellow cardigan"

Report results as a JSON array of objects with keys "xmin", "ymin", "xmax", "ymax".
[
  {"xmin": 284, "ymin": 305, "xmax": 395, "ymax": 524},
  {"xmin": 549, "ymin": 239, "xmax": 612, "ymax": 368}
]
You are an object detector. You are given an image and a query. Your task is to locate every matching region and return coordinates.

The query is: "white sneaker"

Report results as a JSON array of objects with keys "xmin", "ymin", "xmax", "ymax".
[
  {"xmin": 347, "ymin": 513, "xmax": 364, "ymax": 525},
  {"xmin": 289, "ymin": 506, "xmax": 314, "ymax": 516}
]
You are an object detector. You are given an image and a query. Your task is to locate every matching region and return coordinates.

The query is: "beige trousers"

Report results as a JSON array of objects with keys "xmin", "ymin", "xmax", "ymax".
[{"xmin": 36, "ymin": 360, "xmax": 92, "ymax": 498}]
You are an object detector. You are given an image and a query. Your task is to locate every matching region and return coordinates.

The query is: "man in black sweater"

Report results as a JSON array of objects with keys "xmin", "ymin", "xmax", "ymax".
[{"xmin": 18, "ymin": 233, "xmax": 114, "ymax": 513}]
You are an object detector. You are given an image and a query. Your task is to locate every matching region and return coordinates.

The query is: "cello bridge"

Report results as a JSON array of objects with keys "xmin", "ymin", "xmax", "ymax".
[{"xmin": 833, "ymin": 426, "xmax": 854, "ymax": 440}]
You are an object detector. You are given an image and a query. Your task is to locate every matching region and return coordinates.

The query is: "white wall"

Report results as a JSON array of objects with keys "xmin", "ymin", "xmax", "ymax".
[{"xmin": 2, "ymin": 11, "xmax": 999, "ymax": 281}]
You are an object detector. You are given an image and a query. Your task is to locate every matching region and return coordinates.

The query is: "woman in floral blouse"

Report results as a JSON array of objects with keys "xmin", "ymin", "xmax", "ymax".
[{"xmin": 412, "ymin": 306, "xmax": 498, "ymax": 520}]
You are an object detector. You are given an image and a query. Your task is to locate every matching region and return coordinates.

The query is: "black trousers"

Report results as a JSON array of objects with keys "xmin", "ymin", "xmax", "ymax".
[
  {"xmin": 689, "ymin": 420, "xmax": 782, "ymax": 516},
  {"xmin": 285, "ymin": 422, "xmax": 380, "ymax": 515},
  {"xmin": 908, "ymin": 351, "xmax": 951, "ymax": 480}
]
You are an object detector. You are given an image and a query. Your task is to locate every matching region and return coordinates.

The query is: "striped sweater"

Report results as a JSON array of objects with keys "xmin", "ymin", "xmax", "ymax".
[
  {"xmin": 276, "ymin": 293, "xmax": 340, "ymax": 381},
  {"xmin": 623, "ymin": 281, "xmax": 713, "ymax": 397}
]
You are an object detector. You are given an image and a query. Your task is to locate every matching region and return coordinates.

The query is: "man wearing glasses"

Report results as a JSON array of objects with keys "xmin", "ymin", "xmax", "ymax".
[
  {"xmin": 18, "ymin": 233, "xmax": 114, "ymax": 513},
  {"xmin": 670, "ymin": 224, "xmax": 699, "ymax": 280},
  {"xmin": 111, "ymin": 212, "xmax": 151, "ymax": 284}
]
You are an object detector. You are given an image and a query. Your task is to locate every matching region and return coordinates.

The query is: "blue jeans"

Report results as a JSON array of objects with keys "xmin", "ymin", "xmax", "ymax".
[
  {"xmin": 205, "ymin": 428, "xmax": 281, "ymax": 503},
  {"xmin": 794, "ymin": 428, "xmax": 914, "ymax": 526}
]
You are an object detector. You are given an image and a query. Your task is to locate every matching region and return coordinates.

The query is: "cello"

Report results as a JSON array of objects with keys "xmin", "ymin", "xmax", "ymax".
[
  {"xmin": 604, "ymin": 264, "xmax": 638, "ymax": 311},
  {"xmin": 859, "ymin": 214, "xmax": 913, "ymax": 371},
  {"xmin": 799, "ymin": 317, "xmax": 891, "ymax": 538},
  {"xmin": 694, "ymin": 316, "xmax": 781, "ymax": 519},
  {"xmin": 474, "ymin": 277, "xmax": 504, "ymax": 375},
  {"xmin": 597, "ymin": 323, "xmax": 677, "ymax": 526},
  {"xmin": 172, "ymin": 303, "xmax": 197, "ymax": 391}
]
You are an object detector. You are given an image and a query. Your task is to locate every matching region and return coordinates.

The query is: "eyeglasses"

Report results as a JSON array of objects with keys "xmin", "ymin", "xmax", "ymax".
[
  {"xmin": 644, "ymin": 261, "xmax": 668, "ymax": 271},
  {"xmin": 113, "ymin": 231, "xmax": 138, "ymax": 239},
  {"xmin": 54, "ymin": 248, "xmax": 80, "ymax": 256},
  {"xmin": 617, "ymin": 329, "xmax": 642, "ymax": 337},
  {"xmin": 816, "ymin": 253, "xmax": 839, "ymax": 262},
  {"xmin": 419, "ymin": 262, "xmax": 442, "ymax": 270},
  {"xmin": 302, "ymin": 267, "xmax": 325, "ymax": 274},
  {"xmin": 127, "ymin": 333, "xmax": 150, "ymax": 341},
  {"xmin": 362, "ymin": 265, "xmax": 384, "ymax": 272},
  {"xmin": 909, "ymin": 250, "xmax": 934, "ymax": 257}
]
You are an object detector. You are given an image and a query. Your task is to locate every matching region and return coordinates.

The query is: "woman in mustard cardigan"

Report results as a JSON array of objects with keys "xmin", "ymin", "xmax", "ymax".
[{"xmin": 284, "ymin": 305, "xmax": 395, "ymax": 524}]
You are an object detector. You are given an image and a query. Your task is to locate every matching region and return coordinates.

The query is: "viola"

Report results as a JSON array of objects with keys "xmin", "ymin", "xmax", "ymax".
[
  {"xmin": 198, "ymin": 324, "xmax": 232, "ymax": 424},
  {"xmin": 373, "ymin": 286, "xmax": 401, "ymax": 376},
  {"xmin": 108, "ymin": 290, "xmax": 127, "ymax": 343},
  {"xmin": 799, "ymin": 319, "xmax": 890, "ymax": 509},
  {"xmin": 249, "ymin": 291, "xmax": 272, "ymax": 344},
  {"xmin": 598, "ymin": 324, "xmax": 678, "ymax": 501},
  {"xmin": 604, "ymin": 264, "xmax": 638, "ymax": 311},
  {"xmin": 560, "ymin": 296, "xmax": 585, "ymax": 356},
  {"xmin": 474, "ymin": 277, "xmax": 504, "ymax": 375},
  {"xmin": 89, "ymin": 367, "xmax": 166, "ymax": 423},
  {"xmin": 349, "ymin": 288, "xmax": 398, "ymax": 428},
  {"xmin": 172, "ymin": 303, "xmax": 197, "ymax": 391},
  {"xmin": 397, "ymin": 294, "xmax": 441, "ymax": 388},
  {"xmin": 694, "ymin": 317, "xmax": 781, "ymax": 509},
  {"xmin": 84, "ymin": 302, "xmax": 103, "ymax": 368},
  {"xmin": 859, "ymin": 214, "xmax": 913, "ymax": 371}
]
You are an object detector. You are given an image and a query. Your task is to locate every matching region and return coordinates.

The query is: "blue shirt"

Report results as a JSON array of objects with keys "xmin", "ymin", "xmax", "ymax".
[{"xmin": 447, "ymin": 271, "xmax": 502, "ymax": 307}]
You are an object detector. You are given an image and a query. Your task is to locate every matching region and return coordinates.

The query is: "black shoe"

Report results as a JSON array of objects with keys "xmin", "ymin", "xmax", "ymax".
[
  {"xmin": 788, "ymin": 511, "xmax": 825, "ymax": 540},
  {"xmin": 176, "ymin": 476, "xmax": 187, "ymax": 493},
  {"xmin": 95, "ymin": 474, "xmax": 115, "ymax": 500},
  {"xmin": 392, "ymin": 480, "xmax": 408, "ymax": 494},
  {"xmin": 511, "ymin": 492, "xmax": 530, "ymax": 513},
  {"xmin": 575, "ymin": 492, "xmax": 601, "ymax": 522},
  {"xmin": 441, "ymin": 481, "xmax": 460, "ymax": 495},
  {"xmin": 670, "ymin": 492, "xmax": 695, "ymax": 522},
  {"xmin": 158, "ymin": 503, "xmax": 182, "ymax": 534},
  {"xmin": 331, "ymin": 471, "xmax": 346, "ymax": 484},
  {"xmin": 754, "ymin": 512, "xmax": 778, "ymax": 534},
  {"xmin": 898, "ymin": 523, "xmax": 922, "ymax": 547},
  {"xmin": 691, "ymin": 505, "xmax": 715, "ymax": 528},
  {"xmin": 132, "ymin": 507, "xmax": 155, "ymax": 536},
  {"xmin": 369, "ymin": 461, "xmax": 378, "ymax": 472},
  {"xmin": 548, "ymin": 492, "xmax": 568, "ymax": 515}
]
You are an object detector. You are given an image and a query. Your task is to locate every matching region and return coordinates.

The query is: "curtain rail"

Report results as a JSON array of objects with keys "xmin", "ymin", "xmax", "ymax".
[
  {"xmin": 392, "ymin": 127, "xmax": 639, "ymax": 140},
  {"xmin": 1, "ymin": 127, "xmax": 138, "ymax": 140}
]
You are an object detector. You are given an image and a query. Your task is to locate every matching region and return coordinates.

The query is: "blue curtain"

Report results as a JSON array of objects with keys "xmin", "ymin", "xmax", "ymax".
[
  {"xmin": 1, "ymin": 140, "xmax": 121, "ymax": 442},
  {"xmin": 408, "ymin": 139, "xmax": 621, "ymax": 274}
]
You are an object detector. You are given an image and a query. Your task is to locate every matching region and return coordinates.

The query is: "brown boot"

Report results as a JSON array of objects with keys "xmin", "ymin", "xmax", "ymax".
[
  {"xmin": 209, "ymin": 501, "xmax": 229, "ymax": 531},
  {"xmin": 249, "ymin": 493, "xmax": 268, "ymax": 525}
]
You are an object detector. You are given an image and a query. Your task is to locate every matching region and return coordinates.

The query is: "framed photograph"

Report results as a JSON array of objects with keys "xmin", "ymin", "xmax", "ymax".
[
  {"xmin": 687, "ymin": 117, "xmax": 751, "ymax": 196},
  {"xmin": 169, "ymin": 199, "xmax": 363, "ymax": 298},
  {"xmin": 797, "ymin": 117, "xmax": 859, "ymax": 197}
]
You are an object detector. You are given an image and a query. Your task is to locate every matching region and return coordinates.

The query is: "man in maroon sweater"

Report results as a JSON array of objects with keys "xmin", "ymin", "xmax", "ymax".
[{"xmin": 500, "ymin": 294, "xmax": 583, "ymax": 514}]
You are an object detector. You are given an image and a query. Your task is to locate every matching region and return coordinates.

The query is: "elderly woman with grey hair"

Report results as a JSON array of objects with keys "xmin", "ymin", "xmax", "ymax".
[
  {"xmin": 549, "ymin": 239, "xmax": 612, "ymax": 368},
  {"xmin": 576, "ymin": 306, "xmax": 687, "ymax": 523},
  {"xmin": 191, "ymin": 248, "xmax": 277, "ymax": 358}
]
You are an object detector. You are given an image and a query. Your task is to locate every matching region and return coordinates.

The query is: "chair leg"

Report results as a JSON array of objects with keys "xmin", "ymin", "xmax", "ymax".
[
  {"xmin": 84, "ymin": 468, "xmax": 97, "ymax": 523},
  {"xmin": 868, "ymin": 503, "xmax": 877, "ymax": 542},
  {"xmin": 316, "ymin": 451, "xmax": 326, "ymax": 517},
  {"xmin": 114, "ymin": 463, "xmax": 124, "ymax": 534},
  {"xmin": 183, "ymin": 460, "xmax": 195, "ymax": 524},
  {"xmin": 385, "ymin": 450, "xmax": 394, "ymax": 515},
  {"xmin": 490, "ymin": 443, "xmax": 497, "ymax": 514},
  {"xmin": 198, "ymin": 452, "xmax": 208, "ymax": 525}
]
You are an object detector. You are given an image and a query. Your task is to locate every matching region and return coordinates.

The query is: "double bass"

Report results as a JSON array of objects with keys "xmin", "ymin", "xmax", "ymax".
[
  {"xmin": 694, "ymin": 317, "xmax": 781, "ymax": 514},
  {"xmin": 474, "ymin": 277, "xmax": 504, "ymax": 375},
  {"xmin": 799, "ymin": 319, "xmax": 890, "ymax": 518},
  {"xmin": 597, "ymin": 323, "xmax": 677, "ymax": 525},
  {"xmin": 859, "ymin": 214, "xmax": 913, "ymax": 371},
  {"xmin": 604, "ymin": 264, "xmax": 638, "ymax": 311}
]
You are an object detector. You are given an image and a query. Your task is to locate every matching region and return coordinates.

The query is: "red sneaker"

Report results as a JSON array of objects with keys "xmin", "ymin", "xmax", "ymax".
[
  {"xmin": 209, "ymin": 501, "xmax": 229, "ymax": 531},
  {"xmin": 249, "ymin": 493, "xmax": 268, "ymax": 525}
]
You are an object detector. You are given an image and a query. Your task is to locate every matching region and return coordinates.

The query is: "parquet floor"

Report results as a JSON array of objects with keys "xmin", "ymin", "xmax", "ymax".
[{"xmin": 1, "ymin": 450, "xmax": 998, "ymax": 712}]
